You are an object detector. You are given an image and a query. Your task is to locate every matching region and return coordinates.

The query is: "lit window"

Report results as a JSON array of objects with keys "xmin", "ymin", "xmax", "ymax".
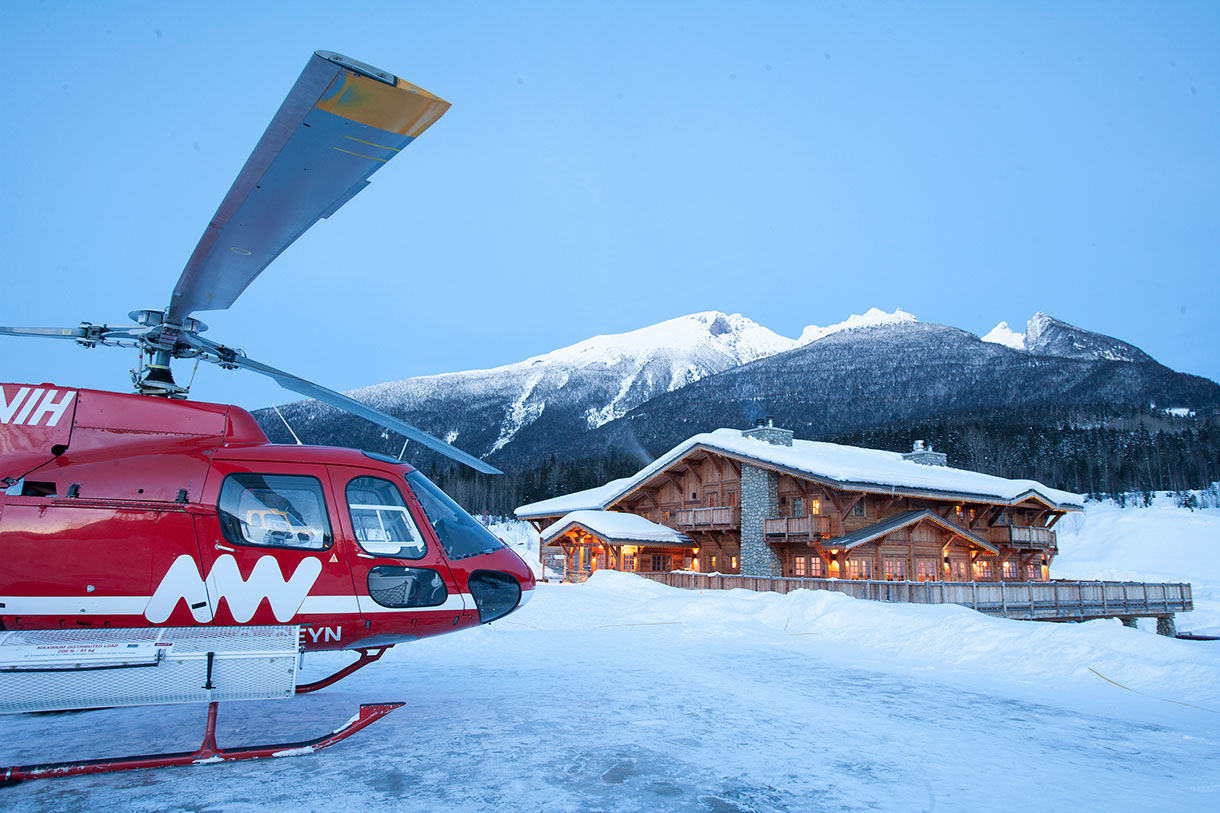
[
  {"xmin": 711, "ymin": 555, "xmax": 717, "ymax": 568},
  {"xmin": 1002, "ymin": 560, "xmax": 1018, "ymax": 579},
  {"xmin": 974, "ymin": 559, "xmax": 993, "ymax": 579},
  {"xmin": 884, "ymin": 558, "xmax": 905, "ymax": 581},
  {"xmin": 847, "ymin": 559, "xmax": 872, "ymax": 579},
  {"xmin": 811, "ymin": 499, "xmax": 821, "ymax": 515},
  {"xmin": 1026, "ymin": 562, "xmax": 1040, "ymax": 580},
  {"xmin": 730, "ymin": 556, "xmax": 738, "ymax": 570},
  {"xmin": 916, "ymin": 560, "xmax": 932, "ymax": 581},
  {"xmin": 809, "ymin": 557, "xmax": 824, "ymax": 577},
  {"xmin": 793, "ymin": 557, "xmax": 806, "ymax": 576}
]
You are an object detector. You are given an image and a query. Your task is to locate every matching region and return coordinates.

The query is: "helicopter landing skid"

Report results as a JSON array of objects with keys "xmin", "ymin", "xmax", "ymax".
[
  {"xmin": 0, "ymin": 700, "xmax": 403, "ymax": 784},
  {"xmin": 295, "ymin": 647, "xmax": 388, "ymax": 694}
]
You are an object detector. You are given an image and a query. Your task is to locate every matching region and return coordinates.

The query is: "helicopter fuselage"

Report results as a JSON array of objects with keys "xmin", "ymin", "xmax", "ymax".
[{"xmin": 0, "ymin": 383, "xmax": 535, "ymax": 652}]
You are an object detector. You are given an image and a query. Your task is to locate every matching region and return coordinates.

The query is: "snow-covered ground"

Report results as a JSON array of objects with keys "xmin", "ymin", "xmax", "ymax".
[{"xmin": 2, "ymin": 500, "xmax": 1217, "ymax": 810}]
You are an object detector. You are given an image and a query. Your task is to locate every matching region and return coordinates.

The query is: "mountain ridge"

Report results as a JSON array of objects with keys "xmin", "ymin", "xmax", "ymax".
[{"xmin": 256, "ymin": 309, "xmax": 1219, "ymax": 481}]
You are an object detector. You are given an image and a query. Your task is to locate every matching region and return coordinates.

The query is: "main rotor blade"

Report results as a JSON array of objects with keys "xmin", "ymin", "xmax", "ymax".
[
  {"xmin": 0, "ymin": 326, "xmax": 89, "ymax": 340},
  {"xmin": 186, "ymin": 336, "xmax": 500, "ymax": 475},
  {"xmin": 168, "ymin": 51, "xmax": 450, "ymax": 323}
]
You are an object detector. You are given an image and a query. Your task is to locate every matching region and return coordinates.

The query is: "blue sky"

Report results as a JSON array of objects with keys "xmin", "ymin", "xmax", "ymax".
[{"xmin": 2, "ymin": 1, "xmax": 1217, "ymax": 411}]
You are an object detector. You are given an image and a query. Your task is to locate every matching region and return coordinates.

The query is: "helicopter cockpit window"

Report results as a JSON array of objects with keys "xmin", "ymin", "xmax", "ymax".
[
  {"xmin": 345, "ymin": 476, "xmax": 427, "ymax": 559},
  {"xmin": 405, "ymin": 471, "xmax": 507, "ymax": 560},
  {"xmin": 218, "ymin": 473, "xmax": 332, "ymax": 551}
]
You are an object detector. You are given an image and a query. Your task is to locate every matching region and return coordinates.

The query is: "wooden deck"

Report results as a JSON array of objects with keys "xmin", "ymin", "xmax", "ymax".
[
  {"xmin": 763, "ymin": 515, "xmax": 833, "ymax": 538},
  {"xmin": 672, "ymin": 506, "xmax": 740, "ymax": 529},
  {"xmin": 638, "ymin": 571, "xmax": 1192, "ymax": 624}
]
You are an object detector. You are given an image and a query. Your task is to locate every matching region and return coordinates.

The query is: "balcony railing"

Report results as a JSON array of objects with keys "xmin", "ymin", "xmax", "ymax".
[
  {"xmin": 672, "ymin": 506, "xmax": 740, "ymax": 528},
  {"xmin": 1005, "ymin": 525, "xmax": 1058, "ymax": 549},
  {"xmin": 764, "ymin": 515, "xmax": 833, "ymax": 538}
]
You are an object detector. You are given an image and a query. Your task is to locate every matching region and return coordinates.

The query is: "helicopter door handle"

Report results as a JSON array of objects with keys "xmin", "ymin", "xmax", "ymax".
[{"xmin": 214, "ymin": 543, "xmax": 236, "ymax": 552}]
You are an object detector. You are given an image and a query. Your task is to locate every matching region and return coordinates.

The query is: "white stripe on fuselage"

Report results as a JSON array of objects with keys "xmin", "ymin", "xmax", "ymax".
[{"xmin": 0, "ymin": 593, "xmax": 474, "ymax": 618}]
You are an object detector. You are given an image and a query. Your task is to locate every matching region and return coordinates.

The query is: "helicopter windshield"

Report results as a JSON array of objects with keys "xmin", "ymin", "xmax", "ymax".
[{"xmin": 405, "ymin": 471, "xmax": 506, "ymax": 560}]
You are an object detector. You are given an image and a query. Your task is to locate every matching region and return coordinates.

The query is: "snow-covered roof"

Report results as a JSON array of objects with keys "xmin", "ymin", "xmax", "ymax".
[
  {"xmin": 831, "ymin": 509, "xmax": 999, "ymax": 554},
  {"xmin": 540, "ymin": 510, "xmax": 695, "ymax": 548},
  {"xmin": 517, "ymin": 428, "xmax": 1084, "ymax": 518}
]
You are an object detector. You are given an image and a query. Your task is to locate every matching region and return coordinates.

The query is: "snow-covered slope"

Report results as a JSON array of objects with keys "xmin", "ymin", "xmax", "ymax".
[
  {"xmin": 796, "ymin": 306, "xmax": 917, "ymax": 345},
  {"xmin": 981, "ymin": 320, "xmax": 1026, "ymax": 350}
]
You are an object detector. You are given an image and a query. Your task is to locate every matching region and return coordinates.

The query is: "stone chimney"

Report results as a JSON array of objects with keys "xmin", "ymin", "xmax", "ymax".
[
  {"xmin": 742, "ymin": 416, "xmax": 793, "ymax": 447},
  {"xmin": 902, "ymin": 440, "xmax": 947, "ymax": 466}
]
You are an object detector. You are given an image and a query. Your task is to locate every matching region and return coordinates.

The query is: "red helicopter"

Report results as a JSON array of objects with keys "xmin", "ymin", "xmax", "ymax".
[{"xmin": 0, "ymin": 51, "xmax": 535, "ymax": 782}]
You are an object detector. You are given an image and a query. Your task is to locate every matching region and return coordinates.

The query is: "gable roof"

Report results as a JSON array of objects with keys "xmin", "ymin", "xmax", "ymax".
[
  {"xmin": 827, "ymin": 509, "xmax": 999, "ymax": 554},
  {"xmin": 517, "ymin": 428, "xmax": 1084, "ymax": 519},
  {"xmin": 540, "ymin": 510, "xmax": 695, "ymax": 548}
]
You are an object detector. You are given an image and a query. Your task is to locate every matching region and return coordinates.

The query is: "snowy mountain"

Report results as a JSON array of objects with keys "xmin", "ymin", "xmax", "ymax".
[
  {"xmin": 982, "ymin": 311, "xmax": 1153, "ymax": 363},
  {"xmin": 556, "ymin": 318, "xmax": 1220, "ymax": 468},
  {"xmin": 257, "ymin": 308, "xmax": 1216, "ymax": 476},
  {"xmin": 262, "ymin": 311, "xmax": 799, "ymax": 465}
]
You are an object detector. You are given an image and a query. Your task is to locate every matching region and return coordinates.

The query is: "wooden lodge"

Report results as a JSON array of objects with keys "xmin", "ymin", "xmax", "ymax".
[
  {"xmin": 538, "ymin": 509, "xmax": 698, "ymax": 582},
  {"xmin": 517, "ymin": 421, "xmax": 1084, "ymax": 584}
]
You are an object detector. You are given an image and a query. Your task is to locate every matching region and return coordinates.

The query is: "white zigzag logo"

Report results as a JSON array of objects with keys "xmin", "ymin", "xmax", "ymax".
[{"xmin": 144, "ymin": 554, "xmax": 322, "ymax": 624}]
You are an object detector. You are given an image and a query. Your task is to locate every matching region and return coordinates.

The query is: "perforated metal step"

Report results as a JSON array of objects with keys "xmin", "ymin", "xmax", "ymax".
[{"xmin": 0, "ymin": 626, "xmax": 299, "ymax": 714}]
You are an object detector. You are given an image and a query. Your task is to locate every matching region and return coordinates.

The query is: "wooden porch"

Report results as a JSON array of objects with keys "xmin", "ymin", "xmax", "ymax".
[
  {"xmin": 764, "ymin": 514, "xmax": 834, "ymax": 539},
  {"xmin": 638, "ymin": 572, "xmax": 1193, "ymax": 632},
  {"xmin": 1001, "ymin": 525, "xmax": 1058, "ymax": 550},
  {"xmin": 673, "ymin": 506, "xmax": 740, "ymax": 530}
]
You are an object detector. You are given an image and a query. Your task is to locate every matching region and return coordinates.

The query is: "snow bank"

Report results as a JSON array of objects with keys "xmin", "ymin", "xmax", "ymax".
[{"xmin": 554, "ymin": 571, "xmax": 1220, "ymax": 722}]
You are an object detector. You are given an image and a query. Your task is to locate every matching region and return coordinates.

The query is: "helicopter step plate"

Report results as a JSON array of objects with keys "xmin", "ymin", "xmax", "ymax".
[{"xmin": 0, "ymin": 625, "xmax": 299, "ymax": 714}]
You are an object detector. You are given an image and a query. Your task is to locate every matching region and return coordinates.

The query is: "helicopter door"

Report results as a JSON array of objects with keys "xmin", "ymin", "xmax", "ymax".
[
  {"xmin": 327, "ymin": 466, "xmax": 466, "ymax": 649},
  {"xmin": 195, "ymin": 462, "xmax": 357, "ymax": 645}
]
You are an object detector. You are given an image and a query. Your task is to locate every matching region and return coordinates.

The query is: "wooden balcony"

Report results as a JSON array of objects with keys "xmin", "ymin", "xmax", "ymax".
[
  {"xmin": 1004, "ymin": 525, "xmax": 1058, "ymax": 550},
  {"xmin": 764, "ymin": 515, "xmax": 833, "ymax": 539},
  {"xmin": 672, "ymin": 506, "xmax": 740, "ymax": 529}
]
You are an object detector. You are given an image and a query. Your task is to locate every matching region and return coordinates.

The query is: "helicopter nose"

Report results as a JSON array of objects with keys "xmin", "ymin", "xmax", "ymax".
[{"xmin": 465, "ymin": 547, "xmax": 536, "ymax": 623}]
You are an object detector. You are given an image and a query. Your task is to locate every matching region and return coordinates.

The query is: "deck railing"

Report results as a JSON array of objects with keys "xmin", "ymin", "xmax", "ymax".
[
  {"xmin": 1005, "ymin": 525, "xmax": 1058, "ymax": 549},
  {"xmin": 763, "ymin": 515, "xmax": 833, "ymax": 538},
  {"xmin": 637, "ymin": 571, "xmax": 1192, "ymax": 621},
  {"xmin": 672, "ymin": 506, "xmax": 740, "ymax": 528}
]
